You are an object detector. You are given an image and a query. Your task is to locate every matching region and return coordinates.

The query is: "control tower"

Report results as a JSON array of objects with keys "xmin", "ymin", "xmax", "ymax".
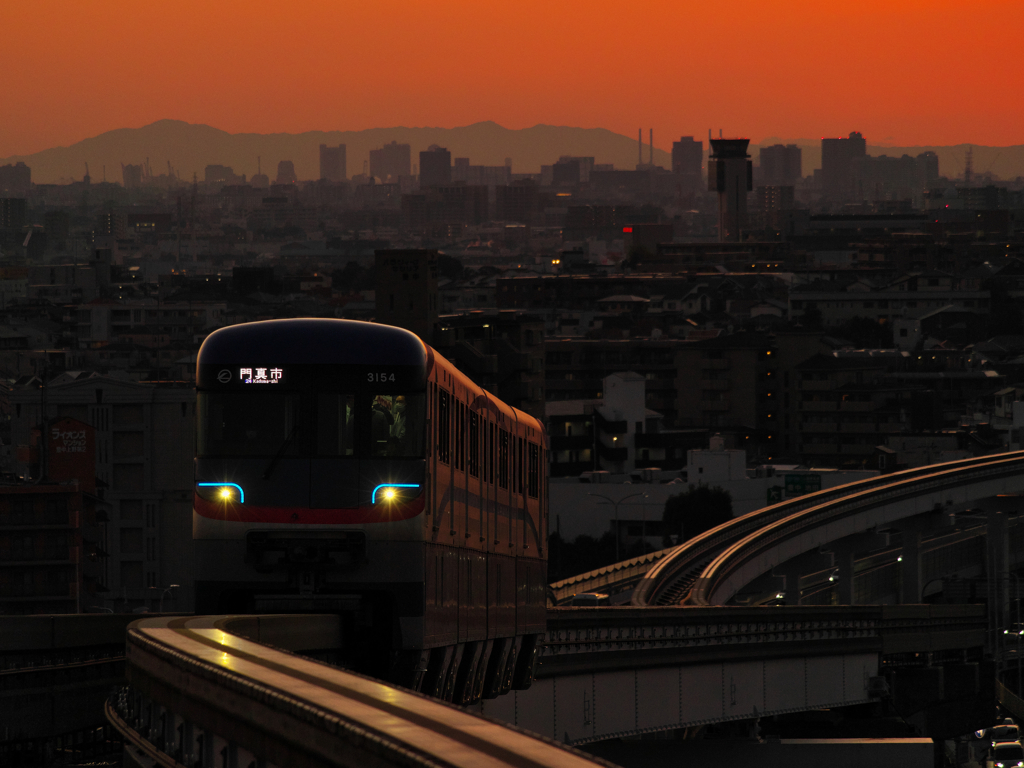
[{"xmin": 708, "ymin": 138, "xmax": 753, "ymax": 242}]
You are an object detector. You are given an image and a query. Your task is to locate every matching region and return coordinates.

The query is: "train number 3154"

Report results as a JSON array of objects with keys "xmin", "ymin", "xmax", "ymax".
[{"xmin": 367, "ymin": 372, "xmax": 397, "ymax": 382}]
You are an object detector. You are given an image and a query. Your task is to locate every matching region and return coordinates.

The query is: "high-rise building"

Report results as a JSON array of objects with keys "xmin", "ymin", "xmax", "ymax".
[
  {"xmin": 369, "ymin": 141, "xmax": 411, "ymax": 180},
  {"xmin": 552, "ymin": 159, "xmax": 581, "ymax": 186},
  {"xmin": 374, "ymin": 249, "xmax": 439, "ymax": 344},
  {"xmin": 756, "ymin": 185, "xmax": 796, "ymax": 230},
  {"xmin": 0, "ymin": 162, "xmax": 31, "ymax": 194},
  {"xmin": 122, "ymin": 164, "xmax": 143, "ymax": 189},
  {"xmin": 708, "ymin": 138, "xmax": 752, "ymax": 242},
  {"xmin": 319, "ymin": 144, "xmax": 347, "ymax": 181},
  {"xmin": 0, "ymin": 198, "xmax": 27, "ymax": 230},
  {"xmin": 759, "ymin": 144, "xmax": 802, "ymax": 186},
  {"xmin": 557, "ymin": 156, "xmax": 595, "ymax": 183},
  {"xmin": 97, "ymin": 211, "xmax": 128, "ymax": 239},
  {"xmin": 917, "ymin": 151, "xmax": 939, "ymax": 185},
  {"xmin": 672, "ymin": 137, "xmax": 703, "ymax": 178},
  {"xmin": 276, "ymin": 160, "xmax": 298, "ymax": 185},
  {"xmin": 419, "ymin": 146, "xmax": 451, "ymax": 187},
  {"xmin": 821, "ymin": 132, "xmax": 866, "ymax": 202}
]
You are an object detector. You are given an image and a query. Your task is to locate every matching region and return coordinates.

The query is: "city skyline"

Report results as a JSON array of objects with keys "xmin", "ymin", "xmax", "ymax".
[
  {"xmin": 2, "ymin": 0, "xmax": 1023, "ymax": 158},
  {"xmin": 6, "ymin": 118, "xmax": 1024, "ymax": 186}
]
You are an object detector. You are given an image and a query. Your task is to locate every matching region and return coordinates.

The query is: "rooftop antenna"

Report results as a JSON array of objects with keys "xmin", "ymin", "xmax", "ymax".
[
  {"xmin": 649, "ymin": 128, "xmax": 653, "ymax": 165},
  {"xmin": 719, "ymin": 129, "xmax": 723, "ymax": 138},
  {"xmin": 964, "ymin": 146, "xmax": 973, "ymax": 186},
  {"xmin": 638, "ymin": 129, "xmax": 643, "ymax": 166},
  {"xmin": 84, "ymin": 162, "xmax": 90, "ymax": 184}
]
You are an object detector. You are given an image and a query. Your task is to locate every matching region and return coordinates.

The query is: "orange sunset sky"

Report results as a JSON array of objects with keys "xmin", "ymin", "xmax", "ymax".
[{"xmin": 3, "ymin": 0, "xmax": 1022, "ymax": 157}]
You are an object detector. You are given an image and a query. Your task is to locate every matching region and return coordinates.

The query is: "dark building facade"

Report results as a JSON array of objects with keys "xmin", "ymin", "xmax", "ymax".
[
  {"xmin": 821, "ymin": 132, "xmax": 867, "ymax": 202},
  {"xmin": 1, "ymin": 197, "xmax": 27, "ymax": 230},
  {"xmin": 370, "ymin": 141, "xmax": 411, "ymax": 180},
  {"xmin": 419, "ymin": 146, "xmax": 452, "ymax": 187},
  {"xmin": 319, "ymin": 144, "xmax": 347, "ymax": 182},
  {"xmin": 759, "ymin": 144, "xmax": 802, "ymax": 186},
  {"xmin": 276, "ymin": 160, "xmax": 298, "ymax": 185},
  {"xmin": 495, "ymin": 180, "xmax": 538, "ymax": 224},
  {"xmin": 0, "ymin": 162, "xmax": 31, "ymax": 194},
  {"xmin": 671, "ymin": 136, "xmax": 703, "ymax": 179},
  {"xmin": 374, "ymin": 249, "xmax": 440, "ymax": 344}
]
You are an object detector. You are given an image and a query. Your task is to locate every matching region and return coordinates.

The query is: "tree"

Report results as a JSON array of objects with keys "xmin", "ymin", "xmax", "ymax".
[
  {"xmin": 623, "ymin": 244, "xmax": 652, "ymax": 271},
  {"xmin": 437, "ymin": 254, "xmax": 464, "ymax": 282},
  {"xmin": 662, "ymin": 485, "xmax": 733, "ymax": 546}
]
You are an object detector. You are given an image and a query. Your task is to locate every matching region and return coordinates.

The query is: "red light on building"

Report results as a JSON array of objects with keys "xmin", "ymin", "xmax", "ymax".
[{"xmin": 622, "ymin": 227, "xmax": 633, "ymax": 233}]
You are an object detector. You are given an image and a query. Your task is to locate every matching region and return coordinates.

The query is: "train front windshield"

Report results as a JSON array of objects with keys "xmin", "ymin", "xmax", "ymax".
[{"xmin": 199, "ymin": 391, "xmax": 426, "ymax": 459}]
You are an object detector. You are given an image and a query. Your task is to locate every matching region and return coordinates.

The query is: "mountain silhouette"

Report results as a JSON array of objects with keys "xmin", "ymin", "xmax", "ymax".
[
  {"xmin": 5, "ymin": 121, "xmax": 1022, "ymax": 185},
  {"xmin": 0, "ymin": 120, "xmax": 675, "ymax": 184}
]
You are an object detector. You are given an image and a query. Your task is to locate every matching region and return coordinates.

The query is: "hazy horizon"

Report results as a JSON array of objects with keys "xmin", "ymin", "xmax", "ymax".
[
  {"xmin": 4, "ymin": 1, "xmax": 1022, "ymax": 159},
  {"xmin": 4, "ymin": 119, "xmax": 1023, "ymax": 185}
]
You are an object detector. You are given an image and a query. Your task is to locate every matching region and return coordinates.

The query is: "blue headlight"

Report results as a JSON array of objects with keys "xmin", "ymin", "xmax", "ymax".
[{"xmin": 197, "ymin": 482, "xmax": 245, "ymax": 503}]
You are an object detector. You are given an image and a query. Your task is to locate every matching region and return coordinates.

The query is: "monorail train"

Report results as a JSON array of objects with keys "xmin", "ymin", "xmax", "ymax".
[{"xmin": 193, "ymin": 319, "xmax": 548, "ymax": 703}]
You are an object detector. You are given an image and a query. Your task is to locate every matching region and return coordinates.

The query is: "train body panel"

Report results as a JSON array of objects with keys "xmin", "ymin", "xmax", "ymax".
[{"xmin": 193, "ymin": 319, "xmax": 546, "ymax": 700}]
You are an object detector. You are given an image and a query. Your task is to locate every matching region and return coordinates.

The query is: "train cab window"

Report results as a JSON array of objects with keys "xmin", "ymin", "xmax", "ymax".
[
  {"xmin": 437, "ymin": 389, "xmax": 450, "ymax": 464},
  {"xmin": 468, "ymin": 411, "xmax": 479, "ymax": 477},
  {"xmin": 316, "ymin": 392, "xmax": 354, "ymax": 456},
  {"xmin": 498, "ymin": 429, "xmax": 510, "ymax": 489},
  {"xmin": 198, "ymin": 392, "xmax": 305, "ymax": 457},
  {"xmin": 528, "ymin": 442, "xmax": 539, "ymax": 498},
  {"xmin": 370, "ymin": 393, "xmax": 425, "ymax": 458}
]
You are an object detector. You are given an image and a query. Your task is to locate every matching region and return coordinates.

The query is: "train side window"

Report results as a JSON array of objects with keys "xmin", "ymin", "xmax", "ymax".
[
  {"xmin": 482, "ymin": 421, "xmax": 489, "ymax": 483},
  {"xmin": 498, "ymin": 429, "xmax": 509, "ymax": 489},
  {"xmin": 517, "ymin": 437, "xmax": 525, "ymax": 494},
  {"xmin": 482, "ymin": 419, "xmax": 491, "ymax": 483},
  {"xmin": 528, "ymin": 442, "xmax": 539, "ymax": 498},
  {"xmin": 454, "ymin": 400, "xmax": 464, "ymax": 471},
  {"xmin": 437, "ymin": 389, "xmax": 450, "ymax": 464},
  {"xmin": 468, "ymin": 411, "xmax": 479, "ymax": 477},
  {"xmin": 316, "ymin": 393, "xmax": 354, "ymax": 456}
]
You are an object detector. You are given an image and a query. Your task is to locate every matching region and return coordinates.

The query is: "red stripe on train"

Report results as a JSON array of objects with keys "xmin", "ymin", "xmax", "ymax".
[{"xmin": 193, "ymin": 493, "xmax": 425, "ymax": 524}]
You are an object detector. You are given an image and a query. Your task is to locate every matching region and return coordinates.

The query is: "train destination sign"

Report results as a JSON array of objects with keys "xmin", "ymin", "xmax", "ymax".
[{"xmin": 240, "ymin": 367, "xmax": 283, "ymax": 384}]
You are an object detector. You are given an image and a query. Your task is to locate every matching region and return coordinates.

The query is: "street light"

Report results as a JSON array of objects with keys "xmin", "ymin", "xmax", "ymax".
[
  {"xmin": 150, "ymin": 584, "xmax": 179, "ymax": 613},
  {"xmin": 589, "ymin": 492, "xmax": 648, "ymax": 562}
]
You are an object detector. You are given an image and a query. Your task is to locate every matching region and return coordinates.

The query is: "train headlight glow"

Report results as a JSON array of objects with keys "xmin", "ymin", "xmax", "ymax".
[
  {"xmin": 372, "ymin": 483, "xmax": 421, "ymax": 504},
  {"xmin": 197, "ymin": 482, "xmax": 245, "ymax": 503}
]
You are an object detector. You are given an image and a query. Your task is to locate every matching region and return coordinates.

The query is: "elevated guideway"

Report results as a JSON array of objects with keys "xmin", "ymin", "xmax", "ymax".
[
  {"xmin": 108, "ymin": 614, "xmax": 609, "ymax": 768},
  {"xmin": 631, "ymin": 451, "xmax": 1024, "ymax": 607},
  {"xmin": 552, "ymin": 453, "xmax": 1024, "ymax": 606},
  {"xmin": 482, "ymin": 603, "xmax": 989, "ymax": 745}
]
